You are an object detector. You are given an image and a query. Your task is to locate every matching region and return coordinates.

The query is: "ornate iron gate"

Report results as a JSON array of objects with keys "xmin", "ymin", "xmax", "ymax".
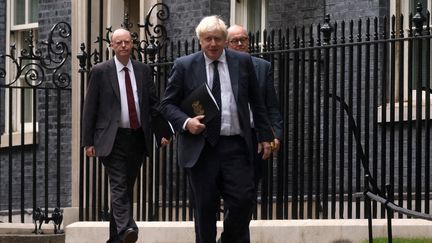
[{"xmin": 0, "ymin": 21, "xmax": 71, "ymax": 233}]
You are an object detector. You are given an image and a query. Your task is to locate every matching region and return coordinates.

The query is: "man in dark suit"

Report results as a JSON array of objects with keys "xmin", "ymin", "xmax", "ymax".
[
  {"xmin": 160, "ymin": 16, "xmax": 273, "ymax": 243},
  {"xmin": 227, "ymin": 24, "xmax": 284, "ymax": 243},
  {"xmin": 82, "ymin": 28, "xmax": 169, "ymax": 243},
  {"xmin": 227, "ymin": 24, "xmax": 283, "ymax": 153}
]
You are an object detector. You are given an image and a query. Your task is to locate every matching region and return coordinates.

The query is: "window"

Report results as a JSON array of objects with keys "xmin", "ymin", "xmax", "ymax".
[
  {"xmin": 391, "ymin": 0, "xmax": 430, "ymax": 94},
  {"xmin": 1, "ymin": 0, "xmax": 39, "ymax": 146},
  {"xmin": 230, "ymin": 0, "xmax": 267, "ymax": 36},
  {"xmin": 380, "ymin": 0, "xmax": 432, "ymax": 122},
  {"xmin": 11, "ymin": 0, "xmax": 38, "ymax": 29}
]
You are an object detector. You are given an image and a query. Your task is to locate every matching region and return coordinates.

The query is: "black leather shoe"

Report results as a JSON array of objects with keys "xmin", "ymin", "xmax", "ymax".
[
  {"xmin": 106, "ymin": 237, "xmax": 121, "ymax": 243},
  {"xmin": 123, "ymin": 228, "xmax": 138, "ymax": 243}
]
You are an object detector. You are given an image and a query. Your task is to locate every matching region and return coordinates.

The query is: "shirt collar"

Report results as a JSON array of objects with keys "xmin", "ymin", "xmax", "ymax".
[
  {"xmin": 203, "ymin": 49, "xmax": 226, "ymax": 66},
  {"xmin": 114, "ymin": 56, "xmax": 132, "ymax": 72}
]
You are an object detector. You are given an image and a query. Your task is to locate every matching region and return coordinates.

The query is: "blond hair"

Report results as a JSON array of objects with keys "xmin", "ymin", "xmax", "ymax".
[{"xmin": 195, "ymin": 15, "xmax": 228, "ymax": 40}]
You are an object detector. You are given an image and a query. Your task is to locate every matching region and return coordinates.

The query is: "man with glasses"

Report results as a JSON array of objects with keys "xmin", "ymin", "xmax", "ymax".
[{"xmin": 227, "ymin": 24, "xmax": 284, "ymax": 242}]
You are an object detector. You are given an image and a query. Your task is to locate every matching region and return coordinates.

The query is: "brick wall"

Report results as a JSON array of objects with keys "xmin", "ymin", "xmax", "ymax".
[
  {"xmin": 268, "ymin": 0, "xmax": 325, "ymax": 30},
  {"xmin": 162, "ymin": 0, "xmax": 230, "ymax": 44},
  {"xmin": 37, "ymin": 0, "xmax": 72, "ymax": 208},
  {"xmin": 267, "ymin": 0, "xmax": 389, "ymax": 32},
  {"xmin": 160, "ymin": 0, "xmax": 389, "ymax": 44},
  {"xmin": 326, "ymin": 0, "xmax": 389, "ymax": 22}
]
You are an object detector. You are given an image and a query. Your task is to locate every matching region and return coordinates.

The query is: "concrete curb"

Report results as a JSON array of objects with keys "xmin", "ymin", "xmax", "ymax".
[{"xmin": 64, "ymin": 219, "xmax": 432, "ymax": 243}]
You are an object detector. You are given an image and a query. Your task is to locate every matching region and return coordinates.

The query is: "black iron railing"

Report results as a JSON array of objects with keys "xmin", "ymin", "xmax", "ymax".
[
  {"xmin": 75, "ymin": 3, "xmax": 432, "ymax": 223},
  {"xmin": 2, "ymin": 3, "xmax": 432, "ymax": 238},
  {"xmin": 0, "ymin": 21, "xmax": 71, "ymax": 233}
]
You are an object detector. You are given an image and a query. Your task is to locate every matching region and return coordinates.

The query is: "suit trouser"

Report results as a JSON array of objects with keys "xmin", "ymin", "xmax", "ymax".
[
  {"xmin": 188, "ymin": 136, "xmax": 256, "ymax": 243},
  {"xmin": 240, "ymin": 130, "xmax": 262, "ymax": 243},
  {"xmin": 101, "ymin": 128, "xmax": 145, "ymax": 242}
]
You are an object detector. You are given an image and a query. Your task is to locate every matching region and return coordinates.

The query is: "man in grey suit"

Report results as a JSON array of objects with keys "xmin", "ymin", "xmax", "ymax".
[
  {"xmin": 227, "ymin": 24, "xmax": 284, "ymax": 243},
  {"xmin": 82, "ymin": 28, "xmax": 169, "ymax": 243},
  {"xmin": 160, "ymin": 16, "xmax": 273, "ymax": 243}
]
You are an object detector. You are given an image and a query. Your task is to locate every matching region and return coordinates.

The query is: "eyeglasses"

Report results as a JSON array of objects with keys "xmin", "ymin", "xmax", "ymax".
[{"xmin": 229, "ymin": 37, "xmax": 249, "ymax": 45}]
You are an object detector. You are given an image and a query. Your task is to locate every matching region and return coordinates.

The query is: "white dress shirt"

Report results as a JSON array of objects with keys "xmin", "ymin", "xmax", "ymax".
[
  {"xmin": 114, "ymin": 56, "xmax": 141, "ymax": 128},
  {"xmin": 204, "ymin": 50, "xmax": 241, "ymax": 136}
]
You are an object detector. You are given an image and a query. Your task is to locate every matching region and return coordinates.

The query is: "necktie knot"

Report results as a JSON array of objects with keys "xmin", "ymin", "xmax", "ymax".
[
  {"xmin": 123, "ymin": 66, "xmax": 129, "ymax": 72},
  {"xmin": 213, "ymin": 60, "xmax": 218, "ymax": 69}
]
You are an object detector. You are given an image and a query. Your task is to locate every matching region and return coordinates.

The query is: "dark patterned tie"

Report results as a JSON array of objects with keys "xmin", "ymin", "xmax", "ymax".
[
  {"xmin": 206, "ymin": 61, "xmax": 221, "ymax": 146},
  {"xmin": 123, "ymin": 67, "xmax": 140, "ymax": 129}
]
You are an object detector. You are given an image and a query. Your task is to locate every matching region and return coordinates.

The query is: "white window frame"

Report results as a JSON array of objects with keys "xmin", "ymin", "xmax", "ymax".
[
  {"xmin": 1, "ymin": 0, "xmax": 39, "ymax": 147},
  {"xmin": 10, "ymin": 0, "xmax": 38, "ymax": 31},
  {"xmin": 230, "ymin": 0, "xmax": 267, "ymax": 48},
  {"xmin": 379, "ymin": 0, "xmax": 432, "ymax": 122}
]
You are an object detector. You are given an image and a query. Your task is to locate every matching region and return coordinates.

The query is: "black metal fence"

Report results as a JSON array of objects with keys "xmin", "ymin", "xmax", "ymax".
[
  {"xmin": 2, "ymin": 2, "xmax": 432, "ymax": 227},
  {"xmin": 0, "ymin": 22, "xmax": 71, "ymax": 231},
  {"xmin": 77, "ymin": 4, "xmax": 432, "ymax": 222}
]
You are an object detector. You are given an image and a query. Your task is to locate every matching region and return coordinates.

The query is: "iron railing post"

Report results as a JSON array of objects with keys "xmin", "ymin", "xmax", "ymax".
[
  {"xmin": 365, "ymin": 174, "xmax": 373, "ymax": 243},
  {"xmin": 386, "ymin": 184, "xmax": 394, "ymax": 243}
]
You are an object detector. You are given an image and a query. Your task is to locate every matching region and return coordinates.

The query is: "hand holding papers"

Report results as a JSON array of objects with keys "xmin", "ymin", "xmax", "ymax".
[
  {"xmin": 152, "ymin": 115, "xmax": 174, "ymax": 148},
  {"xmin": 180, "ymin": 83, "xmax": 220, "ymax": 124}
]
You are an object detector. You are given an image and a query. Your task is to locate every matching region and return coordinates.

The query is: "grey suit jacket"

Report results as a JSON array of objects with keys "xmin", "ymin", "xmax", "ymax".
[
  {"xmin": 160, "ymin": 49, "xmax": 273, "ymax": 168},
  {"xmin": 82, "ymin": 58, "xmax": 161, "ymax": 157},
  {"xmin": 251, "ymin": 56, "xmax": 283, "ymax": 140}
]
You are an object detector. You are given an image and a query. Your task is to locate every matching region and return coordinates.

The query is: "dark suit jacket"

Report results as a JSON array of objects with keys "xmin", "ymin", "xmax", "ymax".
[
  {"xmin": 82, "ymin": 58, "xmax": 161, "ymax": 157},
  {"xmin": 251, "ymin": 56, "xmax": 283, "ymax": 140},
  {"xmin": 161, "ymin": 49, "xmax": 273, "ymax": 168}
]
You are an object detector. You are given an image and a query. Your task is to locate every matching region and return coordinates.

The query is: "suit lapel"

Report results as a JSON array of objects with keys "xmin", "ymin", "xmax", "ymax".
[
  {"xmin": 132, "ymin": 60, "xmax": 144, "ymax": 106},
  {"xmin": 226, "ymin": 50, "xmax": 239, "ymax": 101},
  {"xmin": 252, "ymin": 57, "xmax": 259, "ymax": 75},
  {"xmin": 193, "ymin": 52, "xmax": 207, "ymax": 87},
  {"xmin": 252, "ymin": 57, "xmax": 262, "ymax": 86},
  {"xmin": 108, "ymin": 59, "xmax": 121, "ymax": 102}
]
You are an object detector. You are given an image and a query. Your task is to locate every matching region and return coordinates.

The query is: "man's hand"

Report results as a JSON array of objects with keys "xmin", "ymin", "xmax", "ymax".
[
  {"xmin": 258, "ymin": 138, "xmax": 281, "ymax": 156},
  {"xmin": 186, "ymin": 115, "xmax": 206, "ymax": 134},
  {"xmin": 257, "ymin": 141, "xmax": 272, "ymax": 160},
  {"xmin": 272, "ymin": 138, "xmax": 281, "ymax": 152},
  {"xmin": 85, "ymin": 146, "xmax": 95, "ymax": 157},
  {"xmin": 160, "ymin": 137, "xmax": 171, "ymax": 147}
]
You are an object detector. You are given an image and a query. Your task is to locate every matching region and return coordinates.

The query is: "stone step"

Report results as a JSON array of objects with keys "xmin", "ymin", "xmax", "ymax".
[
  {"xmin": 0, "ymin": 234, "xmax": 64, "ymax": 243},
  {"xmin": 64, "ymin": 219, "xmax": 432, "ymax": 243}
]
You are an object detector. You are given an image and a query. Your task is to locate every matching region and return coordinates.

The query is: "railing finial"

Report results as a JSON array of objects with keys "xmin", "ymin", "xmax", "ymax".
[
  {"xmin": 122, "ymin": 12, "xmax": 133, "ymax": 30},
  {"xmin": 412, "ymin": 2, "xmax": 426, "ymax": 36},
  {"xmin": 321, "ymin": 14, "xmax": 334, "ymax": 45},
  {"xmin": 77, "ymin": 43, "xmax": 88, "ymax": 73}
]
